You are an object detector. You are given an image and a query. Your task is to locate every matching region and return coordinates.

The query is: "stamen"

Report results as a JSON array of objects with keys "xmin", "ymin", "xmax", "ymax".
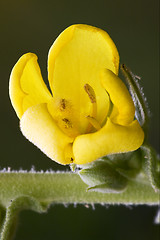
[
  {"xmin": 86, "ymin": 116, "xmax": 101, "ymax": 131},
  {"xmin": 84, "ymin": 84, "xmax": 96, "ymax": 103},
  {"xmin": 84, "ymin": 83, "xmax": 98, "ymax": 132},
  {"xmin": 62, "ymin": 118, "xmax": 72, "ymax": 128},
  {"xmin": 60, "ymin": 99, "xmax": 66, "ymax": 111}
]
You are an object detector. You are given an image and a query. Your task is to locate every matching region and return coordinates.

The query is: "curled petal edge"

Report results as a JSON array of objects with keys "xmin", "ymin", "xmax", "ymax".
[
  {"xmin": 9, "ymin": 53, "xmax": 52, "ymax": 118},
  {"xmin": 73, "ymin": 118, "xmax": 144, "ymax": 164},
  {"xmin": 100, "ymin": 69, "xmax": 135, "ymax": 125},
  {"xmin": 20, "ymin": 103, "xmax": 74, "ymax": 165}
]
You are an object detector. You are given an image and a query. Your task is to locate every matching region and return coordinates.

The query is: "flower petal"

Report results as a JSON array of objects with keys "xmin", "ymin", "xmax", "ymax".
[
  {"xmin": 9, "ymin": 53, "xmax": 52, "ymax": 118},
  {"xmin": 101, "ymin": 69, "xmax": 135, "ymax": 125},
  {"xmin": 20, "ymin": 103, "xmax": 74, "ymax": 164},
  {"xmin": 73, "ymin": 118, "xmax": 144, "ymax": 164},
  {"xmin": 48, "ymin": 24, "xmax": 119, "ymax": 132}
]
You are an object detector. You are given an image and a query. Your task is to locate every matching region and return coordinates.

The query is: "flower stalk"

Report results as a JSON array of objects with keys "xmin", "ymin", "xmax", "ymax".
[
  {"xmin": 0, "ymin": 170, "xmax": 159, "ymax": 207},
  {"xmin": 0, "ymin": 167, "xmax": 159, "ymax": 240}
]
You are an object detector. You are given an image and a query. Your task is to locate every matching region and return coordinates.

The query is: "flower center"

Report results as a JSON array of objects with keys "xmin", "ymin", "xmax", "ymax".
[
  {"xmin": 47, "ymin": 84, "xmax": 113, "ymax": 139},
  {"xmin": 47, "ymin": 83, "xmax": 113, "ymax": 164}
]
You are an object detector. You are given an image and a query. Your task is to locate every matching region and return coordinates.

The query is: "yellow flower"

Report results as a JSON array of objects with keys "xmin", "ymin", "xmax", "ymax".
[{"xmin": 9, "ymin": 24, "xmax": 144, "ymax": 165}]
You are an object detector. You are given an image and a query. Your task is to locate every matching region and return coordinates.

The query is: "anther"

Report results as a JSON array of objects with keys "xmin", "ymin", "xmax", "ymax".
[
  {"xmin": 84, "ymin": 83, "xmax": 98, "ymax": 132},
  {"xmin": 60, "ymin": 99, "xmax": 66, "ymax": 111},
  {"xmin": 84, "ymin": 84, "xmax": 96, "ymax": 103},
  {"xmin": 62, "ymin": 118, "xmax": 72, "ymax": 128}
]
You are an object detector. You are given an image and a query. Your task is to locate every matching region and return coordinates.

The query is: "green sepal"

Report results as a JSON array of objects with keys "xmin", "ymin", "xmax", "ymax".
[
  {"xmin": 121, "ymin": 64, "xmax": 149, "ymax": 138},
  {"xmin": 116, "ymin": 168, "xmax": 141, "ymax": 180},
  {"xmin": 141, "ymin": 144, "xmax": 160, "ymax": 192},
  {"xmin": 79, "ymin": 159, "xmax": 128, "ymax": 193},
  {"xmin": 87, "ymin": 182, "xmax": 126, "ymax": 193},
  {"xmin": 78, "ymin": 150, "xmax": 143, "ymax": 193},
  {"xmin": 106, "ymin": 150, "xmax": 142, "ymax": 172}
]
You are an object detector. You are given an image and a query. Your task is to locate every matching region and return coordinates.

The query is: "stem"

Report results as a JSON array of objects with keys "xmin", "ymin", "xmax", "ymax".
[{"xmin": 0, "ymin": 171, "xmax": 159, "ymax": 207}]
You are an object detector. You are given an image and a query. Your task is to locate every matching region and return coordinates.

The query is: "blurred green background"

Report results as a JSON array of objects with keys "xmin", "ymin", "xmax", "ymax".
[{"xmin": 0, "ymin": 0, "xmax": 159, "ymax": 239}]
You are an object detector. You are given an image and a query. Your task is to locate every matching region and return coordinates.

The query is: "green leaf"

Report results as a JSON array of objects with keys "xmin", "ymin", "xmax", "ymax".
[{"xmin": 141, "ymin": 144, "xmax": 160, "ymax": 192}]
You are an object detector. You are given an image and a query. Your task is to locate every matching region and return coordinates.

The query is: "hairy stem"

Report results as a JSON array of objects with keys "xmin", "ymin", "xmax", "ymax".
[{"xmin": 0, "ymin": 171, "xmax": 159, "ymax": 208}]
